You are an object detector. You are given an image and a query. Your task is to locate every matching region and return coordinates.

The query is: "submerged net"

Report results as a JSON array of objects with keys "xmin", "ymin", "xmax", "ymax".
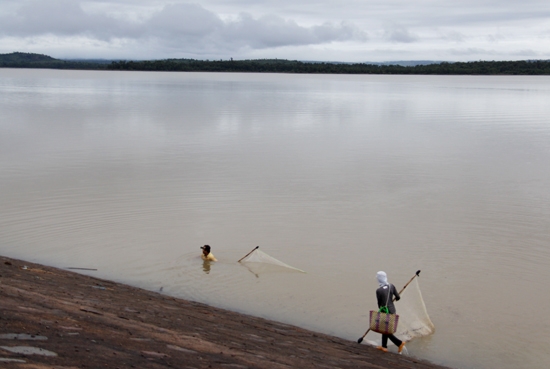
[
  {"xmin": 239, "ymin": 248, "xmax": 306, "ymax": 273},
  {"xmin": 394, "ymin": 277, "xmax": 435, "ymax": 341}
]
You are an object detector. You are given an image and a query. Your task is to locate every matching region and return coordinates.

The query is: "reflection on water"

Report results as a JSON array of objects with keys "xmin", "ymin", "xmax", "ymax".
[
  {"xmin": 1, "ymin": 69, "xmax": 550, "ymax": 369},
  {"xmin": 202, "ymin": 260, "xmax": 212, "ymax": 274}
]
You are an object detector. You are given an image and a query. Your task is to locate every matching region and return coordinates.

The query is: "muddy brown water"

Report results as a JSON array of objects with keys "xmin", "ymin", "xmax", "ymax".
[{"xmin": 1, "ymin": 69, "xmax": 550, "ymax": 369}]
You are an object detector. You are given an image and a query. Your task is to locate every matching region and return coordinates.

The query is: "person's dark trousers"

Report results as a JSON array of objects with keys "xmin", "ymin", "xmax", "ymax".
[{"xmin": 382, "ymin": 334, "xmax": 402, "ymax": 348}]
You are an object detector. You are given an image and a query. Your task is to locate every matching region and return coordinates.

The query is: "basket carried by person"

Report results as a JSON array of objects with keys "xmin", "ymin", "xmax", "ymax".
[{"xmin": 369, "ymin": 307, "xmax": 399, "ymax": 335}]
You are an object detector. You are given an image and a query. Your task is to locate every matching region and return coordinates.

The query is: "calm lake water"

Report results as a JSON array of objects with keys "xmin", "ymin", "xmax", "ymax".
[{"xmin": 1, "ymin": 69, "xmax": 550, "ymax": 369}]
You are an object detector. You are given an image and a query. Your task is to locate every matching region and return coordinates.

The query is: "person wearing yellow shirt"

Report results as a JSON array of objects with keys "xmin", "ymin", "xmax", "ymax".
[{"xmin": 200, "ymin": 245, "xmax": 217, "ymax": 262}]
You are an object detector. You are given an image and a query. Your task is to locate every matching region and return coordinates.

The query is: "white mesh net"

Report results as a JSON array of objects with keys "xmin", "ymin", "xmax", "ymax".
[
  {"xmin": 394, "ymin": 278, "xmax": 435, "ymax": 341},
  {"xmin": 239, "ymin": 248, "xmax": 306, "ymax": 273}
]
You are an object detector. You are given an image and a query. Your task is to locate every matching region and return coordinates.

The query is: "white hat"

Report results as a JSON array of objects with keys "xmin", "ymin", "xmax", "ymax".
[{"xmin": 377, "ymin": 271, "xmax": 388, "ymax": 286}]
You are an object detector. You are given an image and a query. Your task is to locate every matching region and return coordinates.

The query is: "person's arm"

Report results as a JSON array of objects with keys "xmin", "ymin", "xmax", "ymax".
[{"xmin": 392, "ymin": 284, "xmax": 400, "ymax": 301}]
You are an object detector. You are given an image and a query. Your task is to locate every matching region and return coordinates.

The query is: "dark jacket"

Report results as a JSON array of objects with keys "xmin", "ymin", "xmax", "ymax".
[{"xmin": 376, "ymin": 284, "xmax": 400, "ymax": 314}]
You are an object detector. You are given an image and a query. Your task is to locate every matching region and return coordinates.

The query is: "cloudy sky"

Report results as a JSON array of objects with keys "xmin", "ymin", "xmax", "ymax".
[{"xmin": 1, "ymin": 0, "xmax": 549, "ymax": 62}]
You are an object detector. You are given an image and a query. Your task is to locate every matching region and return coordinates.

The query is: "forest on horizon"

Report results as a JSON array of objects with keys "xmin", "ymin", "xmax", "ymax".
[{"xmin": 2, "ymin": 52, "xmax": 550, "ymax": 75}]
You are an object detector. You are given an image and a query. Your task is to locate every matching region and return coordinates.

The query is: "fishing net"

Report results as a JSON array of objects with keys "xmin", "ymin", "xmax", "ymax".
[
  {"xmin": 239, "ymin": 248, "xmax": 306, "ymax": 273},
  {"xmin": 394, "ymin": 278, "xmax": 435, "ymax": 341}
]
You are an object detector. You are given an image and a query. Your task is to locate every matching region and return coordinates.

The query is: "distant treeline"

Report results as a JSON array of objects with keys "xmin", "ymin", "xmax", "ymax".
[
  {"xmin": 2, "ymin": 52, "xmax": 550, "ymax": 75},
  {"xmin": 0, "ymin": 52, "xmax": 108, "ymax": 70},
  {"xmin": 107, "ymin": 59, "xmax": 550, "ymax": 75}
]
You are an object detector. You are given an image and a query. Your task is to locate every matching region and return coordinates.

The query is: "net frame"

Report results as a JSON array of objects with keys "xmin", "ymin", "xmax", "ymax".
[{"xmin": 239, "ymin": 248, "xmax": 306, "ymax": 273}]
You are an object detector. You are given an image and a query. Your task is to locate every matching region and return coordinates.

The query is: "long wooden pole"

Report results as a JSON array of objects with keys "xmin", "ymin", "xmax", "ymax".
[
  {"xmin": 238, "ymin": 246, "xmax": 259, "ymax": 263},
  {"xmin": 357, "ymin": 270, "xmax": 421, "ymax": 344}
]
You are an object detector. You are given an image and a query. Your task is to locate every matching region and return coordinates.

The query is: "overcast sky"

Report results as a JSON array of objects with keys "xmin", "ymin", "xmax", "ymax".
[{"xmin": 1, "ymin": 0, "xmax": 549, "ymax": 62}]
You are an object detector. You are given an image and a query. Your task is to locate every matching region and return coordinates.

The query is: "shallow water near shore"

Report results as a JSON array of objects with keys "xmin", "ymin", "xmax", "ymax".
[{"xmin": 1, "ymin": 69, "xmax": 550, "ymax": 369}]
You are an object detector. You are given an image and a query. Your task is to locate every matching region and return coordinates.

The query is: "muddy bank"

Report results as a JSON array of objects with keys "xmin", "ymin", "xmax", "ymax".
[{"xmin": 0, "ymin": 256, "xmax": 450, "ymax": 368}]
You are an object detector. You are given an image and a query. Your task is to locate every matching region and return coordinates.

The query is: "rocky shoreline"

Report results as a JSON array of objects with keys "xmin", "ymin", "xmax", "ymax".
[{"xmin": 0, "ymin": 255, "xmax": 450, "ymax": 368}]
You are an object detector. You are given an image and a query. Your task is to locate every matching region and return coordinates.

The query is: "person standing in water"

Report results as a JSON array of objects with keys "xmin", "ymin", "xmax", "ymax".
[
  {"xmin": 375, "ymin": 271, "xmax": 406, "ymax": 353},
  {"xmin": 201, "ymin": 245, "xmax": 217, "ymax": 262}
]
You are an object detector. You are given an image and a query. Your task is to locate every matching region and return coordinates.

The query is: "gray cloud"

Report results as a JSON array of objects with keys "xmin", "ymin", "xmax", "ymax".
[
  {"xmin": 442, "ymin": 31, "xmax": 467, "ymax": 43},
  {"xmin": 222, "ymin": 14, "xmax": 365, "ymax": 48},
  {"xmin": 449, "ymin": 47, "xmax": 498, "ymax": 56},
  {"xmin": 486, "ymin": 33, "xmax": 506, "ymax": 43},
  {"xmin": 0, "ymin": 0, "xmax": 123, "ymax": 40},
  {"xmin": 384, "ymin": 26, "xmax": 419, "ymax": 43},
  {"xmin": 146, "ymin": 3, "xmax": 223, "ymax": 38},
  {"xmin": 511, "ymin": 49, "xmax": 538, "ymax": 57},
  {"xmin": 0, "ymin": 1, "xmax": 365, "ymax": 53}
]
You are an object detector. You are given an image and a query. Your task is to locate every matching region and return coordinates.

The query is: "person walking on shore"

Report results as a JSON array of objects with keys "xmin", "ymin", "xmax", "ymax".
[
  {"xmin": 201, "ymin": 245, "xmax": 217, "ymax": 262},
  {"xmin": 375, "ymin": 271, "xmax": 406, "ymax": 353}
]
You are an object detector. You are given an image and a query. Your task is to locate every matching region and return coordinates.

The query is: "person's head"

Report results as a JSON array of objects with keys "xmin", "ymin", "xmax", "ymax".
[
  {"xmin": 201, "ymin": 245, "xmax": 211, "ymax": 255},
  {"xmin": 377, "ymin": 271, "xmax": 388, "ymax": 285}
]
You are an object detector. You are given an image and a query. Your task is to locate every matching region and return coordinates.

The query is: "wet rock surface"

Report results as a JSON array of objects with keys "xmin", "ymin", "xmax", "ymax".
[{"xmin": 0, "ymin": 256, "xmax": 450, "ymax": 368}]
